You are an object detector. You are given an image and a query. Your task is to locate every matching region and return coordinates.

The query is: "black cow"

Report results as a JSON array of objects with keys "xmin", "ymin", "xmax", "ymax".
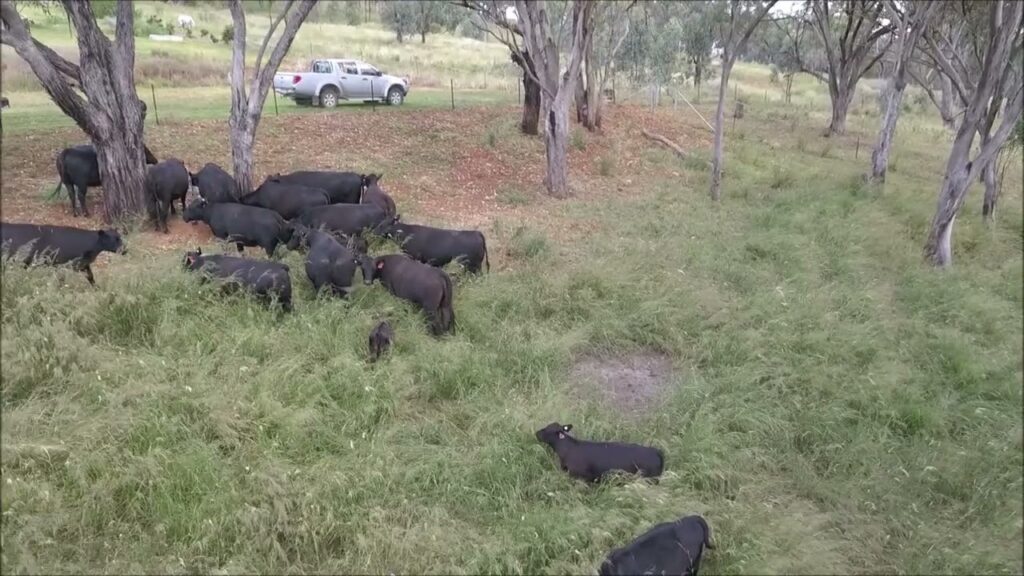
[
  {"xmin": 360, "ymin": 173, "xmax": 396, "ymax": 217},
  {"xmin": 369, "ymin": 320, "xmax": 394, "ymax": 362},
  {"xmin": 599, "ymin": 516, "xmax": 715, "ymax": 576},
  {"xmin": 241, "ymin": 179, "xmax": 331, "ymax": 220},
  {"xmin": 189, "ymin": 163, "xmax": 239, "ymax": 204},
  {"xmin": 54, "ymin": 144, "xmax": 158, "ymax": 217},
  {"xmin": 183, "ymin": 249, "xmax": 293, "ymax": 312},
  {"xmin": 146, "ymin": 158, "xmax": 190, "ymax": 233},
  {"xmin": 182, "ymin": 198, "xmax": 293, "ymax": 257},
  {"xmin": 378, "ymin": 218, "xmax": 489, "ymax": 273},
  {"xmin": 1, "ymin": 222, "xmax": 125, "ymax": 285},
  {"xmin": 286, "ymin": 225, "xmax": 364, "ymax": 297},
  {"xmin": 360, "ymin": 254, "xmax": 455, "ymax": 336},
  {"xmin": 267, "ymin": 170, "xmax": 364, "ymax": 204},
  {"xmin": 535, "ymin": 423, "xmax": 664, "ymax": 483},
  {"xmin": 294, "ymin": 204, "xmax": 388, "ymax": 238}
]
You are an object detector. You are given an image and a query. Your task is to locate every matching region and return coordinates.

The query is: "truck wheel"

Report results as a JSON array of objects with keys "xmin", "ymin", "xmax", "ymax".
[
  {"xmin": 320, "ymin": 87, "xmax": 339, "ymax": 108},
  {"xmin": 387, "ymin": 87, "xmax": 405, "ymax": 106}
]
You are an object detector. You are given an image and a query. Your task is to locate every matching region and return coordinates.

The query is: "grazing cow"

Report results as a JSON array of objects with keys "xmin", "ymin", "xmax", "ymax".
[
  {"xmin": 177, "ymin": 14, "xmax": 195, "ymax": 29},
  {"xmin": 241, "ymin": 179, "xmax": 330, "ymax": 220},
  {"xmin": 378, "ymin": 217, "xmax": 489, "ymax": 273},
  {"xmin": 0, "ymin": 96, "xmax": 9, "ymax": 109},
  {"xmin": 286, "ymin": 225, "xmax": 364, "ymax": 297},
  {"xmin": 360, "ymin": 173, "xmax": 396, "ymax": 217},
  {"xmin": 189, "ymin": 163, "xmax": 239, "ymax": 204},
  {"xmin": 182, "ymin": 198, "xmax": 293, "ymax": 257},
  {"xmin": 360, "ymin": 254, "xmax": 455, "ymax": 336},
  {"xmin": 1, "ymin": 222, "xmax": 125, "ymax": 285},
  {"xmin": 294, "ymin": 204, "xmax": 388, "ymax": 238},
  {"xmin": 534, "ymin": 423, "xmax": 664, "ymax": 483},
  {"xmin": 368, "ymin": 320, "xmax": 394, "ymax": 362},
  {"xmin": 183, "ymin": 248, "xmax": 292, "ymax": 312},
  {"xmin": 54, "ymin": 144, "xmax": 158, "ymax": 217},
  {"xmin": 599, "ymin": 516, "xmax": 715, "ymax": 576},
  {"xmin": 267, "ymin": 170, "xmax": 364, "ymax": 204},
  {"xmin": 145, "ymin": 158, "xmax": 190, "ymax": 233}
]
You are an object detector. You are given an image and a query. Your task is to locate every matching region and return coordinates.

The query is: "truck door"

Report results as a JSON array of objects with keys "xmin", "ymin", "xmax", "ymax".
[{"xmin": 338, "ymin": 62, "xmax": 368, "ymax": 99}]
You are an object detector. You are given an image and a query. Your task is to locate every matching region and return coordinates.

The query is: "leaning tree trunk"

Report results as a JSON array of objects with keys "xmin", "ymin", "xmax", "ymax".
[
  {"xmin": 981, "ymin": 158, "xmax": 999, "ymax": 222},
  {"xmin": 543, "ymin": 93, "xmax": 573, "ymax": 198},
  {"xmin": 710, "ymin": 61, "xmax": 733, "ymax": 202},
  {"xmin": 870, "ymin": 75, "xmax": 907, "ymax": 183},
  {"xmin": 924, "ymin": 130, "xmax": 975, "ymax": 266},
  {"xmin": 585, "ymin": 60, "xmax": 602, "ymax": 130},
  {"xmin": 574, "ymin": 68, "xmax": 588, "ymax": 124},
  {"xmin": 230, "ymin": 114, "xmax": 257, "ymax": 195},
  {"xmin": 939, "ymin": 72, "xmax": 958, "ymax": 130}
]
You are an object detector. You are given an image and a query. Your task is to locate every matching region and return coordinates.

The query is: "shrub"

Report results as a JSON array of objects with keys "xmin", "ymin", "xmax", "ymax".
[
  {"xmin": 598, "ymin": 155, "xmax": 615, "ymax": 177},
  {"xmin": 200, "ymin": 28, "xmax": 209, "ymax": 38},
  {"xmin": 221, "ymin": 25, "xmax": 234, "ymax": 44},
  {"xmin": 571, "ymin": 130, "xmax": 586, "ymax": 151},
  {"xmin": 769, "ymin": 164, "xmax": 795, "ymax": 190}
]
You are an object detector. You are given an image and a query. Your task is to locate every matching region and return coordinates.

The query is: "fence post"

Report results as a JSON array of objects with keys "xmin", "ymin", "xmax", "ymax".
[
  {"xmin": 450, "ymin": 79, "xmax": 455, "ymax": 111},
  {"xmin": 764, "ymin": 89, "xmax": 767, "ymax": 102},
  {"xmin": 370, "ymin": 81, "xmax": 375, "ymax": 113},
  {"xmin": 734, "ymin": 83, "xmax": 738, "ymax": 102},
  {"xmin": 150, "ymin": 84, "xmax": 160, "ymax": 126},
  {"xmin": 517, "ymin": 81, "xmax": 521, "ymax": 104},
  {"xmin": 855, "ymin": 137, "xmax": 860, "ymax": 159},
  {"xmin": 272, "ymin": 86, "xmax": 279, "ymax": 116}
]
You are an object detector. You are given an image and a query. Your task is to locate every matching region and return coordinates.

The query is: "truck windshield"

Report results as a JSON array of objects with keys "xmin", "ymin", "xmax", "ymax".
[{"xmin": 312, "ymin": 61, "xmax": 331, "ymax": 73}]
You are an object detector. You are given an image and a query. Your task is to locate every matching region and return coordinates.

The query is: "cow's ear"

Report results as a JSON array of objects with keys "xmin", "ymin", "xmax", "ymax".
[
  {"xmin": 376, "ymin": 173, "xmax": 384, "ymax": 182},
  {"xmin": 558, "ymin": 432, "xmax": 565, "ymax": 439},
  {"xmin": 376, "ymin": 260, "xmax": 385, "ymax": 270},
  {"xmin": 186, "ymin": 254, "xmax": 196, "ymax": 266},
  {"xmin": 562, "ymin": 424, "xmax": 572, "ymax": 432},
  {"xmin": 195, "ymin": 247, "xmax": 202, "ymax": 255}
]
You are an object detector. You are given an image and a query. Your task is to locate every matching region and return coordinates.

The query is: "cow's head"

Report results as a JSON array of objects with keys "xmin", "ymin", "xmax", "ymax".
[
  {"xmin": 357, "ymin": 255, "xmax": 381, "ymax": 285},
  {"xmin": 182, "ymin": 197, "xmax": 208, "ymax": 223},
  {"xmin": 183, "ymin": 248, "xmax": 203, "ymax": 269},
  {"xmin": 286, "ymin": 224, "xmax": 311, "ymax": 251},
  {"xmin": 374, "ymin": 215, "xmax": 401, "ymax": 238},
  {"xmin": 98, "ymin": 228, "xmax": 126, "ymax": 255},
  {"xmin": 143, "ymin": 145, "xmax": 158, "ymax": 165},
  {"xmin": 535, "ymin": 422, "xmax": 573, "ymax": 446}
]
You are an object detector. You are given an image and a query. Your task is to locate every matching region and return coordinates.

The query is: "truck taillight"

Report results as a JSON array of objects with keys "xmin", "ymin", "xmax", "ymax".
[{"xmin": 292, "ymin": 75, "xmax": 302, "ymax": 84}]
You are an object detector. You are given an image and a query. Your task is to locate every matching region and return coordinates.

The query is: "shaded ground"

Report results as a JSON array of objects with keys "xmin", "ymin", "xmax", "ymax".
[{"xmin": 570, "ymin": 352, "xmax": 675, "ymax": 417}]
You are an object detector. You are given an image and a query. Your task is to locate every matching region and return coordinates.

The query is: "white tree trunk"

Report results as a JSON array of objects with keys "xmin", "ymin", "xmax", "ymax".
[
  {"xmin": 544, "ymin": 93, "xmax": 572, "ymax": 197},
  {"xmin": 870, "ymin": 77, "xmax": 906, "ymax": 182},
  {"xmin": 710, "ymin": 62, "xmax": 733, "ymax": 202}
]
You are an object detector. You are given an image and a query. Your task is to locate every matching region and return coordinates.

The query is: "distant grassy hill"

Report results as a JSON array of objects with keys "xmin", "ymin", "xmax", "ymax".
[{"xmin": 0, "ymin": 2, "xmax": 517, "ymax": 92}]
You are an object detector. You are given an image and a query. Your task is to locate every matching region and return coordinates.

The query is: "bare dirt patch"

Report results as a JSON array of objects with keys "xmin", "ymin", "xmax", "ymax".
[{"xmin": 569, "ymin": 352, "xmax": 675, "ymax": 417}]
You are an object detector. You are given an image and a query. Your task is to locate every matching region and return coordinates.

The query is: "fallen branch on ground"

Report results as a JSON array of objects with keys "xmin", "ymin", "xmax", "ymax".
[{"xmin": 640, "ymin": 129, "xmax": 712, "ymax": 168}]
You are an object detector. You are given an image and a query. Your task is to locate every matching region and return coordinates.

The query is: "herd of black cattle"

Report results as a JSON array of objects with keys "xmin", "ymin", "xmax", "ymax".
[{"xmin": 1, "ymin": 144, "xmax": 716, "ymax": 575}]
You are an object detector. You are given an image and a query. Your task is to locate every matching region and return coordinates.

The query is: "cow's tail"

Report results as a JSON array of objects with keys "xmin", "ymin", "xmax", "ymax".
[
  {"xmin": 50, "ymin": 151, "xmax": 66, "ymax": 199},
  {"xmin": 696, "ymin": 516, "xmax": 715, "ymax": 550},
  {"xmin": 436, "ymin": 271, "xmax": 455, "ymax": 335},
  {"xmin": 480, "ymin": 231, "xmax": 490, "ymax": 272}
]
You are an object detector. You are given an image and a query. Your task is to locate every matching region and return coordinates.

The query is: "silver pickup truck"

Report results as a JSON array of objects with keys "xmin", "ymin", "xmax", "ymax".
[{"xmin": 274, "ymin": 59, "xmax": 410, "ymax": 108}]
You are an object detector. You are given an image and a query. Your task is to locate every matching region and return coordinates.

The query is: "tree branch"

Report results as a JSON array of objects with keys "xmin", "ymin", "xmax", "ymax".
[
  {"xmin": 253, "ymin": 0, "xmax": 293, "ymax": 80},
  {"xmin": 0, "ymin": 1, "xmax": 96, "ymax": 135},
  {"xmin": 248, "ymin": 0, "xmax": 316, "ymax": 120}
]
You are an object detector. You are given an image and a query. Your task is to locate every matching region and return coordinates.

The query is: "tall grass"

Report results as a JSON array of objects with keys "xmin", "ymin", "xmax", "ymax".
[{"xmin": 2, "ymin": 62, "xmax": 1022, "ymax": 574}]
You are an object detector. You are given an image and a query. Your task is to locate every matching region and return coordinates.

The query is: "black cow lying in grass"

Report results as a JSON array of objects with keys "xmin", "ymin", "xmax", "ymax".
[
  {"xmin": 146, "ymin": 159, "xmax": 191, "ymax": 233},
  {"xmin": 599, "ymin": 515, "xmax": 715, "ymax": 576},
  {"xmin": 189, "ymin": 163, "xmax": 239, "ymax": 204},
  {"xmin": 286, "ymin": 225, "xmax": 364, "ymax": 297},
  {"xmin": 1, "ymin": 222, "xmax": 125, "ymax": 285},
  {"xmin": 535, "ymin": 423, "xmax": 664, "ymax": 483},
  {"xmin": 54, "ymin": 144, "xmax": 158, "ymax": 217},
  {"xmin": 360, "ymin": 254, "xmax": 455, "ymax": 336},
  {"xmin": 183, "ymin": 249, "xmax": 293, "ymax": 312},
  {"xmin": 183, "ymin": 198, "xmax": 293, "ymax": 258},
  {"xmin": 378, "ymin": 217, "xmax": 489, "ymax": 273}
]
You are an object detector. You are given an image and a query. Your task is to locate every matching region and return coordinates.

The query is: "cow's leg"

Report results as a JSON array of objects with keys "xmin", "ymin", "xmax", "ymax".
[
  {"xmin": 180, "ymin": 195, "xmax": 187, "ymax": 214},
  {"xmin": 76, "ymin": 183, "xmax": 90, "ymax": 217},
  {"xmin": 264, "ymin": 242, "xmax": 277, "ymax": 258},
  {"xmin": 65, "ymin": 182, "xmax": 79, "ymax": 217},
  {"xmin": 81, "ymin": 264, "xmax": 95, "ymax": 285}
]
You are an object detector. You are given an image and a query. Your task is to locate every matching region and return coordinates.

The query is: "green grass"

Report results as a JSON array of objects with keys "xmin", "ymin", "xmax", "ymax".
[
  {"xmin": 0, "ymin": 86, "xmax": 515, "ymax": 135},
  {"xmin": 2, "ymin": 56, "xmax": 1023, "ymax": 575}
]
